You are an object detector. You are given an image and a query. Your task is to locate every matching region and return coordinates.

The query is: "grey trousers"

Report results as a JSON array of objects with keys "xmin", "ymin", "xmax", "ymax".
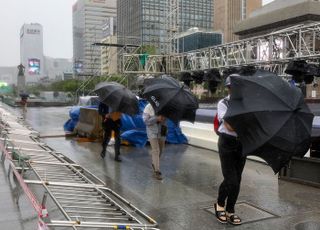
[{"xmin": 149, "ymin": 138, "xmax": 165, "ymax": 172}]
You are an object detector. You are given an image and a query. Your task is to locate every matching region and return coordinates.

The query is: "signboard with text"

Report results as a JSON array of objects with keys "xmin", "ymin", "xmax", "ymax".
[{"xmin": 26, "ymin": 28, "xmax": 40, "ymax": 35}]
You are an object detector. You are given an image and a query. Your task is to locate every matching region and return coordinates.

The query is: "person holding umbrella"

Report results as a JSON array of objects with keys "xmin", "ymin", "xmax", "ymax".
[
  {"xmin": 223, "ymin": 70, "xmax": 313, "ymax": 174},
  {"xmin": 94, "ymin": 81, "xmax": 140, "ymax": 162},
  {"xmin": 214, "ymin": 75, "xmax": 246, "ymax": 225},
  {"xmin": 143, "ymin": 102, "xmax": 167, "ymax": 180},
  {"xmin": 98, "ymin": 101, "xmax": 122, "ymax": 162}
]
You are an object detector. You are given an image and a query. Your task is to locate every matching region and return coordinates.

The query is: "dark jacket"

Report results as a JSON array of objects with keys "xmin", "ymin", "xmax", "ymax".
[{"xmin": 98, "ymin": 102, "xmax": 109, "ymax": 118}]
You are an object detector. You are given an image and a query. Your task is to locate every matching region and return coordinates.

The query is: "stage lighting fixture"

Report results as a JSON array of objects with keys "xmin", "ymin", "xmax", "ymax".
[{"xmin": 192, "ymin": 70, "xmax": 204, "ymax": 84}]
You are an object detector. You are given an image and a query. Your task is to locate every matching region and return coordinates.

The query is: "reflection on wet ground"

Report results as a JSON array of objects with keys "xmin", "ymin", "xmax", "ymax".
[{"xmin": 0, "ymin": 105, "xmax": 320, "ymax": 229}]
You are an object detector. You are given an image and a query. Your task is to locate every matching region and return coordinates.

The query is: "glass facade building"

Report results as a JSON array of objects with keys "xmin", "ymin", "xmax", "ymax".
[
  {"xmin": 178, "ymin": 31, "xmax": 222, "ymax": 52},
  {"xmin": 73, "ymin": 0, "xmax": 116, "ymax": 76},
  {"xmin": 117, "ymin": 0, "xmax": 213, "ymax": 53},
  {"xmin": 213, "ymin": 0, "xmax": 262, "ymax": 43}
]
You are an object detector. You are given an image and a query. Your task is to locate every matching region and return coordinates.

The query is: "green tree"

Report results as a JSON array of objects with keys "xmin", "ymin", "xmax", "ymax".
[
  {"xmin": 137, "ymin": 45, "xmax": 157, "ymax": 55},
  {"xmin": 50, "ymin": 79, "xmax": 81, "ymax": 92}
]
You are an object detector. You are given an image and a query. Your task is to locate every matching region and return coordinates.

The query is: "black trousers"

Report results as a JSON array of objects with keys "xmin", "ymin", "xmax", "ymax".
[
  {"xmin": 217, "ymin": 133, "xmax": 246, "ymax": 213},
  {"xmin": 102, "ymin": 119, "xmax": 121, "ymax": 157}
]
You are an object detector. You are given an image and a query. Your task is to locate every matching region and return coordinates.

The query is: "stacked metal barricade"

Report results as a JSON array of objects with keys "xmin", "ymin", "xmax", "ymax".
[{"xmin": 0, "ymin": 107, "xmax": 159, "ymax": 230}]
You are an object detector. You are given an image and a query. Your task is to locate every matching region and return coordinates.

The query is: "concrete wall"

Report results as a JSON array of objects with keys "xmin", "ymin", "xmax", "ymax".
[
  {"xmin": 74, "ymin": 107, "xmax": 102, "ymax": 138},
  {"xmin": 180, "ymin": 121, "xmax": 266, "ymax": 163}
]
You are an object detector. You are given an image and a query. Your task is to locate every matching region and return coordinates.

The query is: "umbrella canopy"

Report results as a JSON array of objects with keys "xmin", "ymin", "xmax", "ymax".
[
  {"xmin": 224, "ymin": 70, "xmax": 314, "ymax": 173},
  {"xmin": 142, "ymin": 75, "xmax": 199, "ymax": 123},
  {"xmin": 94, "ymin": 82, "xmax": 139, "ymax": 115},
  {"xmin": 19, "ymin": 92, "xmax": 29, "ymax": 99}
]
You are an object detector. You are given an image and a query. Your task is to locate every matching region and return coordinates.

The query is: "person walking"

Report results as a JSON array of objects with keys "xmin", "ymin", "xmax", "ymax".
[
  {"xmin": 214, "ymin": 75, "xmax": 246, "ymax": 225},
  {"xmin": 143, "ymin": 103, "xmax": 167, "ymax": 180},
  {"xmin": 98, "ymin": 102, "xmax": 122, "ymax": 162}
]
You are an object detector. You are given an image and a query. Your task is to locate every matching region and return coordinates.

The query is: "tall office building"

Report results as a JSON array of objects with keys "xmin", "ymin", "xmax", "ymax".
[
  {"xmin": 213, "ymin": 0, "xmax": 262, "ymax": 43},
  {"xmin": 18, "ymin": 23, "xmax": 73, "ymax": 86},
  {"xmin": 73, "ymin": 0, "xmax": 116, "ymax": 76},
  {"xmin": 20, "ymin": 23, "xmax": 44, "ymax": 83},
  {"xmin": 177, "ymin": 28, "xmax": 223, "ymax": 52},
  {"xmin": 101, "ymin": 17, "xmax": 118, "ymax": 75},
  {"xmin": 235, "ymin": 0, "xmax": 320, "ymax": 38},
  {"xmin": 117, "ymin": 0, "xmax": 213, "ymax": 53}
]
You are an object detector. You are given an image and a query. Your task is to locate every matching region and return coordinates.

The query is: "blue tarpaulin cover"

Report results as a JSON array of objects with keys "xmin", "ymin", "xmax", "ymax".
[
  {"xmin": 63, "ymin": 105, "xmax": 97, "ymax": 132},
  {"xmin": 64, "ymin": 99, "xmax": 188, "ymax": 146},
  {"xmin": 120, "ymin": 99, "xmax": 187, "ymax": 147},
  {"xmin": 64, "ymin": 106, "xmax": 80, "ymax": 132}
]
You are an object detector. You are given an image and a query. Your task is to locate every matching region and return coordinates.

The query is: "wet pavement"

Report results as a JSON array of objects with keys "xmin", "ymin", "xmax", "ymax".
[{"xmin": 1, "ymin": 105, "xmax": 320, "ymax": 229}]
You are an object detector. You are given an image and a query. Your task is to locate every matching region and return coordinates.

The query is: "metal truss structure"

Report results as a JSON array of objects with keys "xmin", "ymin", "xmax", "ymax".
[
  {"xmin": 122, "ymin": 22, "xmax": 320, "ymax": 76},
  {"xmin": 166, "ymin": 0, "xmax": 180, "ymax": 55}
]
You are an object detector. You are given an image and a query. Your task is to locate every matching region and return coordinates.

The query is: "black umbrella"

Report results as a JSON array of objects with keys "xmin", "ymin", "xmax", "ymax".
[
  {"xmin": 142, "ymin": 75, "xmax": 199, "ymax": 123},
  {"xmin": 94, "ymin": 82, "xmax": 139, "ymax": 115},
  {"xmin": 19, "ymin": 92, "xmax": 29, "ymax": 98},
  {"xmin": 224, "ymin": 70, "xmax": 314, "ymax": 173}
]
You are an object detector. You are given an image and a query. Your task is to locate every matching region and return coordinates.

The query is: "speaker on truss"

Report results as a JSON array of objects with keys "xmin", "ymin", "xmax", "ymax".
[
  {"xmin": 292, "ymin": 75, "xmax": 304, "ymax": 83},
  {"xmin": 208, "ymin": 80, "xmax": 220, "ymax": 94},
  {"xmin": 305, "ymin": 63, "xmax": 320, "ymax": 77},
  {"xmin": 180, "ymin": 72, "xmax": 193, "ymax": 87},
  {"xmin": 222, "ymin": 67, "xmax": 240, "ymax": 78},
  {"xmin": 204, "ymin": 69, "xmax": 222, "ymax": 93},
  {"xmin": 204, "ymin": 69, "xmax": 221, "ymax": 81},
  {"xmin": 239, "ymin": 65, "xmax": 257, "ymax": 76},
  {"xmin": 285, "ymin": 60, "xmax": 320, "ymax": 84},
  {"xmin": 285, "ymin": 60, "xmax": 309, "ymax": 76},
  {"xmin": 192, "ymin": 70, "xmax": 205, "ymax": 84},
  {"xmin": 304, "ymin": 75, "xmax": 314, "ymax": 84}
]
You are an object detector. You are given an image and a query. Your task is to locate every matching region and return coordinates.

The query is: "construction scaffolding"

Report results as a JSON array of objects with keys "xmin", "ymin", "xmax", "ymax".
[
  {"xmin": 166, "ymin": 0, "xmax": 180, "ymax": 55},
  {"xmin": 122, "ymin": 22, "xmax": 320, "ymax": 76},
  {"xmin": 0, "ymin": 107, "xmax": 159, "ymax": 230}
]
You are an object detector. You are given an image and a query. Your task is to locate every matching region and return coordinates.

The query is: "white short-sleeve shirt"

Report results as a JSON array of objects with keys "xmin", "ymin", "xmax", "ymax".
[{"xmin": 217, "ymin": 96, "xmax": 237, "ymax": 137}]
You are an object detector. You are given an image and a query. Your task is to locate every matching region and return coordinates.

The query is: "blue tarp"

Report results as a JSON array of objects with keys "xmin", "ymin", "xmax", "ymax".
[
  {"xmin": 64, "ymin": 99, "xmax": 188, "ymax": 146},
  {"xmin": 120, "ymin": 99, "xmax": 188, "ymax": 147},
  {"xmin": 121, "ymin": 129, "xmax": 148, "ymax": 147}
]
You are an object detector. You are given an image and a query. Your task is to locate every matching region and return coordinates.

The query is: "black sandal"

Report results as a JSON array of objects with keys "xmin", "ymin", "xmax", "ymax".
[
  {"xmin": 214, "ymin": 203, "xmax": 227, "ymax": 224},
  {"xmin": 227, "ymin": 214, "xmax": 242, "ymax": 225}
]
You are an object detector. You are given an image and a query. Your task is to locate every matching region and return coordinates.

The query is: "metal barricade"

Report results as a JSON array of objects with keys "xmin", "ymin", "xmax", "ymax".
[{"xmin": 0, "ymin": 107, "xmax": 159, "ymax": 230}]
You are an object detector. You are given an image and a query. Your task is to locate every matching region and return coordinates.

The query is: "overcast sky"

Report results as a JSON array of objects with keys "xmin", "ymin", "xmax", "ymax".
[{"xmin": 0, "ymin": 0, "xmax": 273, "ymax": 67}]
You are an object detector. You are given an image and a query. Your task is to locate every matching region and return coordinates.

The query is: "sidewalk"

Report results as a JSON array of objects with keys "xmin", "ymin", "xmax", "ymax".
[
  {"xmin": 1, "ymin": 105, "xmax": 320, "ymax": 229},
  {"xmin": 42, "ymin": 137, "xmax": 320, "ymax": 230},
  {"xmin": 0, "ymin": 162, "xmax": 36, "ymax": 230}
]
